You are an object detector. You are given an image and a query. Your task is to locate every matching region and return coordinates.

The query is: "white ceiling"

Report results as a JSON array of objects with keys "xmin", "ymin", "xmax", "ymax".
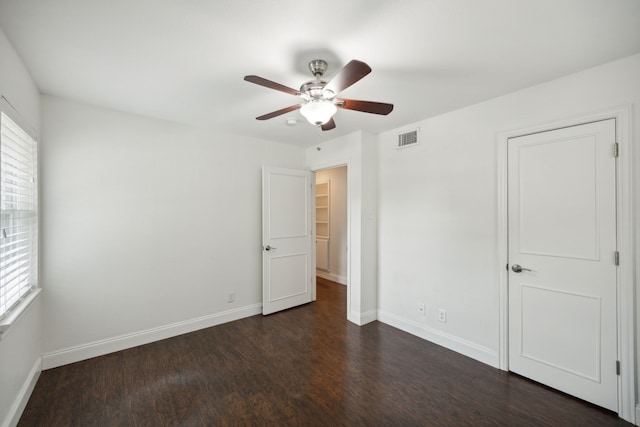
[{"xmin": 1, "ymin": 0, "xmax": 639, "ymax": 147}]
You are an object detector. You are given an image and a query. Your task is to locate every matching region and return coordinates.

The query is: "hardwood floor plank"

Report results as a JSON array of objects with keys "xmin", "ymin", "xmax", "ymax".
[{"xmin": 19, "ymin": 280, "xmax": 631, "ymax": 426}]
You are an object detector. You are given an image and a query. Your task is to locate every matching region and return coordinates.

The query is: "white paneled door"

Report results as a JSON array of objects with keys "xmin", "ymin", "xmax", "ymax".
[
  {"xmin": 262, "ymin": 166, "xmax": 314, "ymax": 315},
  {"xmin": 508, "ymin": 119, "xmax": 618, "ymax": 411}
]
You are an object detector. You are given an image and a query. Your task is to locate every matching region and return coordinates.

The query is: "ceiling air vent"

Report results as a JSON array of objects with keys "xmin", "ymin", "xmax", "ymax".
[{"xmin": 397, "ymin": 129, "xmax": 418, "ymax": 149}]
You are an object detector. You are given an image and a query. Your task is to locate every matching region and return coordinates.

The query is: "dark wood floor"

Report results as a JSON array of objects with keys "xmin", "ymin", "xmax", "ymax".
[{"xmin": 20, "ymin": 278, "xmax": 631, "ymax": 426}]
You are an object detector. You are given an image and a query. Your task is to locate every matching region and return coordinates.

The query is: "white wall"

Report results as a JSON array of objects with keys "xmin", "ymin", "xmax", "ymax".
[
  {"xmin": 307, "ymin": 131, "xmax": 378, "ymax": 325},
  {"xmin": 377, "ymin": 53, "xmax": 640, "ymax": 417},
  {"xmin": 40, "ymin": 96, "xmax": 306, "ymax": 368},
  {"xmin": 315, "ymin": 166, "xmax": 347, "ymax": 284},
  {"xmin": 0, "ymin": 26, "xmax": 41, "ymax": 427}
]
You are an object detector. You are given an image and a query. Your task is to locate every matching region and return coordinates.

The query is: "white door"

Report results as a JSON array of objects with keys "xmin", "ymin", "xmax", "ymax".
[
  {"xmin": 508, "ymin": 119, "xmax": 618, "ymax": 411},
  {"xmin": 262, "ymin": 166, "xmax": 314, "ymax": 315}
]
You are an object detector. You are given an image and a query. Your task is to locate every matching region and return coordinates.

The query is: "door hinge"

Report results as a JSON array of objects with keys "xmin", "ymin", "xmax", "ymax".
[
  {"xmin": 616, "ymin": 360, "xmax": 621, "ymax": 375},
  {"xmin": 612, "ymin": 142, "xmax": 619, "ymax": 158},
  {"xmin": 614, "ymin": 251, "xmax": 620, "ymax": 266}
]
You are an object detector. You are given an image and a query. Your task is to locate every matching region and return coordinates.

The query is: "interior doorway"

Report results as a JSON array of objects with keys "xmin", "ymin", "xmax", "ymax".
[{"xmin": 315, "ymin": 166, "xmax": 348, "ymax": 286}]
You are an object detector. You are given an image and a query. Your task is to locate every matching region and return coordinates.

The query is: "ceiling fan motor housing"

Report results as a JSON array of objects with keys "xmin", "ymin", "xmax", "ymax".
[
  {"xmin": 300, "ymin": 80, "xmax": 334, "ymax": 100},
  {"xmin": 301, "ymin": 60, "xmax": 336, "ymax": 100}
]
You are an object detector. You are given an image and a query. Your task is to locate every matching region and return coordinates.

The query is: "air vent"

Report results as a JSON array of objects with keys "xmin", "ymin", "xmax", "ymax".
[{"xmin": 397, "ymin": 129, "xmax": 419, "ymax": 149}]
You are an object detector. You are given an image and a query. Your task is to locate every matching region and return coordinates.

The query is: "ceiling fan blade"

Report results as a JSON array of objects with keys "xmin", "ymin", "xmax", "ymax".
[
  {"xmin": 256, "ymin": 104, "xmax": 302, "ymax": 120},
  {"xmin": 324, "ymin": 60, "xmax": 372, "ymax": 94},
  {"xmin": 244, "ymin": 75, "xmax": 301, "ymax": 97},
  {"xmin": 321, "ymin": 118, "xmax": 336, "ymax": 131},
  {"xmin": 336, "ymin": 98, "xmax": 394, "ymax": 115}
]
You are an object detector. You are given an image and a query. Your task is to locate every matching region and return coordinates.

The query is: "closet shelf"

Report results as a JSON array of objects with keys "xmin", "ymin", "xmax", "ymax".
[{"xmin": 315, "ymin": 180, "xmax": 330, "ymax": 241}]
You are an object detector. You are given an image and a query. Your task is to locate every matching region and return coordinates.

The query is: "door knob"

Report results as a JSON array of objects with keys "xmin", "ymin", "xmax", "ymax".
[
  {"xmin": 511, "ymin": 264, "xmax": 531, "ymax": 273},
  {"xmin": 264, "ymin": 245, "xmax": 277, "ymax": 251}
]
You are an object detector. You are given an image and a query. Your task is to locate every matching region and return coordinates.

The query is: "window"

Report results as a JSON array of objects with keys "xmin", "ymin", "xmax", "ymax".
[{"xmin": 0, "ymin": 110, "xmax": 38, "ymax": 321}]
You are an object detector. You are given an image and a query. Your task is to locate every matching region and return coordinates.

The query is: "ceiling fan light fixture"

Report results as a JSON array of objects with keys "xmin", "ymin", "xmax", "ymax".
[{"xmin": 300, "ymin": 100, "xmax": 337, "ymax": 126}]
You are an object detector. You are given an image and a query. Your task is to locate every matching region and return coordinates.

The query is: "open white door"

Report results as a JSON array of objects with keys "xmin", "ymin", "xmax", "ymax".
[
  {"xmin": 262, "ymin": 166, "xmax": 314, "ymax": 315},
  {"xmin": 508, "ymin": 119, "xmax": 618, "ymax": 411}
]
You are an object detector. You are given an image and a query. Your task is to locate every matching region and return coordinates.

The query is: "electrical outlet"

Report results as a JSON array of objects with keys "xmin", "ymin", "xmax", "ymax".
[
  {"xmin": 438, "ymin": 309, "xmax": 447, "ymax": 323},
  {"xmin": 227, "ymin": 292, "xmax": 235, "ymax": 303},
  {"xmin": 418, "ymin": 303, "xmax": 425, "ymax": 316}
]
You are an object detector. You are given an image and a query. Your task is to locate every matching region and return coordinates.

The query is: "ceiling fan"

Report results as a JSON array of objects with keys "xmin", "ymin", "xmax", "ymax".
[{"xmin": 244, "ymin": 59, "xmax": 393, "ymax": 131}]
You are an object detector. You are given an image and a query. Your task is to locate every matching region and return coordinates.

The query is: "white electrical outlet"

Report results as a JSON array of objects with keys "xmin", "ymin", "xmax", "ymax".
[
  {"xmin": 227, "ymin": 292, "xmax": 235, "ymax": 303},
  {"xmin": 418, "ymin": 303, "xmax": 425, "ymax": 316},
  {"xmin": 438, "ymin": 309, "xmax": 447, "ymax": 323}
]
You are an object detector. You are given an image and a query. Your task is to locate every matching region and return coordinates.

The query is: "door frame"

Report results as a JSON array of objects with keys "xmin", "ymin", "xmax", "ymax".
[{"xmin": 496, "ymin": 105, "xmax": 635, "ymax": 422}]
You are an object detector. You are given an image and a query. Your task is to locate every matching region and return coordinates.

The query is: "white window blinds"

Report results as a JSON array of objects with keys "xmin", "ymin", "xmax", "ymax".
[{"xmin": 0, "ymin": 111, "xmax": 38, "ymax": 319}]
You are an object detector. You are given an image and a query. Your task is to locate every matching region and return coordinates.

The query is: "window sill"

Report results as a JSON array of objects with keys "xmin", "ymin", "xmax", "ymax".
[{"xmin": 0, "ymin": 288, "xmax": 42, "ymax": 341}]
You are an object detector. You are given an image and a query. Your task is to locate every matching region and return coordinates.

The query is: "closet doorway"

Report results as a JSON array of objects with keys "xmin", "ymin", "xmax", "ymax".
[{"xmin": 315, "ymin": 166, "xmax": 348, "ymax": 287}]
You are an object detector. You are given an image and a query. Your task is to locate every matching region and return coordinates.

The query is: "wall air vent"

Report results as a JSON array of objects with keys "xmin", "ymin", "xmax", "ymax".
[{"xmin": 397, "ymin": 129, "xmax": 419, "ymax": 149}]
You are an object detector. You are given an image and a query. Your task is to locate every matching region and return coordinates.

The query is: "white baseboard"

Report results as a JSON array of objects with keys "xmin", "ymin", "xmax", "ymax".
[
  {"xmin": 377, "ymin": 309, "xmax": 499, "ymax": 368},
  {"xmin": 42, "ymin": 303, "xmax": 262, "ymax": 370},
  {"xmin": 316, "ymin": 270, "xmax": 346, "ymax": 285},
  {"xmin": 348, "ymin": 309, "xmax": 377, "ymax": 326},
  {"xmin": 634, "ymin": 404, "xmax": 640, "ymax": 426},
  {"xmin": 3, "ymin": 357, "xmax": 41, "ymax": 427}
]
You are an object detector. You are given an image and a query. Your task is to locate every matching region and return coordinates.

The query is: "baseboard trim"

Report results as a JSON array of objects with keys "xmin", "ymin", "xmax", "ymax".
[
  {"xmin": 377, "ymin": 309, "xmax": 499, "ymax": 368},
  {"xmin": 635, "ymin": 404, "xmax": 640, "ymax": 426},
  {"xmin": 42, "ymin": 304, "xmax": 262, "ymax": 370},
  {"xmin": 3, "ymin": 357, "xmax": 41, "ymax": 427},
  {"xmin": 316, "ymin": 270, "xmax": 346, "ymax": 285},
  {"xmin": 348, "ymin": 309, "xmax": 377, "ymax": 326}
]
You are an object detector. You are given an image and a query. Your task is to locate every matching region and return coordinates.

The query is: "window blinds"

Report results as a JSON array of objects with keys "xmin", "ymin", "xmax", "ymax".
[{"xmin": 0, "ymin": 111, "xmax": 37, "ymax": 319}]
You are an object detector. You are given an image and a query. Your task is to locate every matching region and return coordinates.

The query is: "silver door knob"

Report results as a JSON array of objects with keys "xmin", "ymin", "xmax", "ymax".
[
  {"xmin": 264, "ymin": 245, "xmax": 276, "ymax": 251},
  {"xmin": 511, "ymin": 264, "xmax": 531, "ymax": 273}
]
